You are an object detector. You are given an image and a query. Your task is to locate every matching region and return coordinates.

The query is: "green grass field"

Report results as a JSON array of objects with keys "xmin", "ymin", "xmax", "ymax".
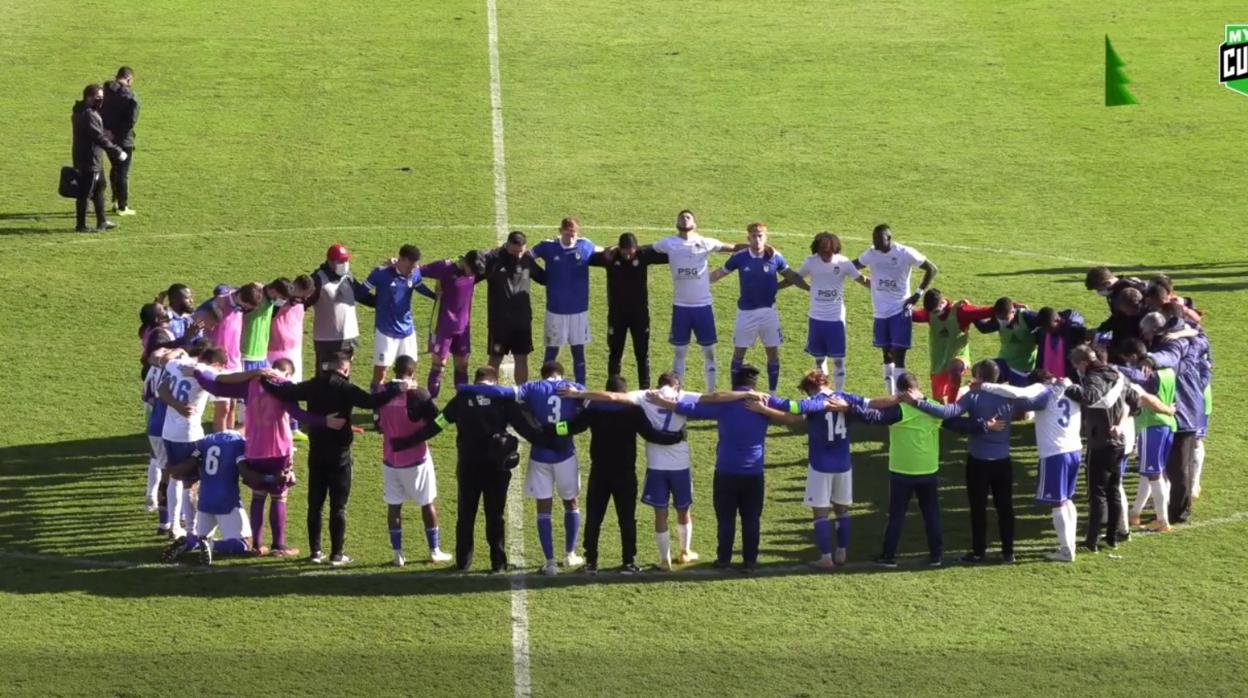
[{"xmin": 2, "ymin": 1, "xmax": 1247, "ymax": 695}]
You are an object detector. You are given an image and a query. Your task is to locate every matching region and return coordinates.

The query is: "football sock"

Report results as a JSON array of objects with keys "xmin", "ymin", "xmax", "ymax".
[
  {"xmin": 814, "ymin": 356, "xmax": 828, "ymax": 374},
  {"xmin": 167, "ymin": 478, "xmax": 185, "ymax": 535},
  {"xmin": 673, "ymin": 345, "xmax": 689, "ymax": 382},
  {"xmin": 427, "ymin": 364, "xmax": 446, "ymax": 400},
  {"xmin": 883, "ymin": 362, "xmax": 895, "ymax": 395},
  {"xmin": 543, "ymin": 346, "xmax": 559, "ymax": 364},
  {"xmin": 835, "ymin": 513, "xmax": 851, "ymax": 551},
  {"xmin": 702, "ymin": 345, "xmax": 717, "ymax": 391},
  {"xmin": 1151, "ymin": 479, "xmax": 1171, "ymax": 527},
  {"xmin": 270, "ymin": 498, "xmax": 288, "ymax": 549},
  {"xmin": 571, "ymin": 345, "xmax": 587, "ymax": 385},
  {"xmin": 183, "ymin": 489, "xmax": 197, "ymax": 536},
  {"xmin": 813, "ymin": 517, "xmax": 833, "ymax": 556},
  {"xmin": 213, "ymin": 538, "xmax": 248, "ymax": 555},
  {"xmin": 1116, "ymin": 483, "xmax": 1129, "ymax": 535},
  {"xmin": 1052, "ymin": 507, "xmax": 1069, "ymax": 552},
  {"xmin": 453, "ymin": 366, "xmax": 468, "ymax": 388},
  {"xmin": 677, "ymin": 521, "xmax": 692, "ymax": 553},
  {"xmin": 249, "ymin": 493, "xmax": 266, "ymax": 549},
  {"xmin": 656, "ymin": 531, "xmax": 671, "ymax": 564},
  {"xmin": 425, "ymin": 526, "xmax": 440, "ymax": 552},
  {"xmin": 537, "ymin": 513, "xmax": 554, "ymax": 561},
  {"xmin": 564, "ymin": 510, "xmax": 581, "ymax": 554},
  {"xmin": 730, "ymin": 358, "xmax": 744, "ymax": 381},
  {"xmin": 145, "ymin": 463, "xmax": 161, "ymax": 502},
  {"xmin": 389, "ymin": 528, "xmax": 403, "ymax": 551},
  {"xmin": 767, "ymin": 361, "xmax": 780, "ymax": 393},
  {"xmin": 1063, "ymin": 501, "xmax": 1078, "ymax": 552},
  {"xmin": 1132, "ymin": 478, "xmax": 1151, "ymax": 517},
  {"xmin": 1192, "ymin": 438, "xmax": 1206, "ymax": 490},
  {"xmin": 832, "ymin": 358, "xmax": 846, "ymax": 392}
]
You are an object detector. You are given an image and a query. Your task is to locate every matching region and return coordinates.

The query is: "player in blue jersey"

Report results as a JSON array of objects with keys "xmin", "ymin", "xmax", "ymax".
[
  {"xmin": 163, "ymin": 430, "xmax": 252, "ymax": 565},
  {"xmin": 747, "ymin": 370, "xmax": 869, "ymax": 568},
  {"xmin": 458, "ymin": 361, "xmax": 589, "ymax": 575},
  {"xmin": 358, "ymin": 244, "xmax": 437, "ymax": 395},
  {"xmin": 530, "ymin": 218, "xmax": 601, "ymax": 386},
  {"xmin": 711, "ymin": 223, "xmax": 809, "ymax": 393}
]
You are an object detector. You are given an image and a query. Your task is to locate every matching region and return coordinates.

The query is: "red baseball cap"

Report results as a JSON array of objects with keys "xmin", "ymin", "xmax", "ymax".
[{"xmin": 327, "ymin": 244, "xmax": 351, "ymax": 262}]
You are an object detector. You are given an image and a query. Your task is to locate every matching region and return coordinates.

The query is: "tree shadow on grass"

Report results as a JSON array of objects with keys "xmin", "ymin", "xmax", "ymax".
[{"xmin": 0, "ymin": 420, "xmax": 1105, "ymax": 599}]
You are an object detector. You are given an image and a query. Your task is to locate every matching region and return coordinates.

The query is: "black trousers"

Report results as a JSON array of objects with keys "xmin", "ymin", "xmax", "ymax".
[
  {"xmin": 1166, "ymin": 431, "xmax": 1197, "ymax": 524},
  {"xmin": 307, "ymin": 450, "xmax": 353, "ymax": 556},
  {"xmin": 966, "ymin": 456, "xmax": 1014, "ymax": 557},
  {"xmin": 74, "ymin": 169, "xmax": 106, "ymax": 229},
  {"xmin": 1085, "ymin": 444, "xmax": 1124, "ymax": 549},
  {"xmin": 313, "ymin": 338, "xmax": 359, "ymax": 375},
  {"xmin": 607, "ymin": 311, "xmax": 650, "ymax": 389},
  {"xmin": 712, "ymin": 472, "xmax": 765, "ymax": 565},
  {"xmin": 584, "ymin": 463, "xmax": 638, "ymax": 566},
  {"xmin": 106, "ymin": 146, "xmax": 133, "ymax": 208},
  {"xmin": 456, "ymin": 463, "xmax": 512, "ymax": 570}
]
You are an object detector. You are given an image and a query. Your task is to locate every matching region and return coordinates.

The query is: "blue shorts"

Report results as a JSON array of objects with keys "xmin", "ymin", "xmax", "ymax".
[
  {"xmin": 669, "ymin": 305, "xmax": 717, "ymax": 347},
  {"xmin": 641, "ymin": 469, "xmax": 693, "ymax": 509},
  {"xmin": 1036, "ymin": 451, "xmax": 1081, "ymax": 505},
  {"xmin": 1137, "ymin": 426, "xmax": 1173, "ymax": 477},
  {"xmin": 243, "ymin": 359, "xmax": 270, "ymax": 372},
  {"xmin": 805, "ymin": 319, "xmax": 846, "ymax": 358},
  {"xmin": 872, "ymin": 312, "xmax": 912, "ymax": 350},
  {"xmin": 163, "ymin": 439, "xmax": 199, "ymax": 476}
]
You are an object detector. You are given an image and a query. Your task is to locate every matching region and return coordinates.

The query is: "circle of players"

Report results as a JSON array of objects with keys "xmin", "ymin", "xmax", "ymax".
[{"xmin": 138, "ymin": 211, "xmax": 1213, "ymax": 574}]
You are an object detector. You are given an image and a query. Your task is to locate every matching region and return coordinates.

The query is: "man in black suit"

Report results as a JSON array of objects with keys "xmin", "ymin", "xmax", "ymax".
[
  {"xmin": 102, "ymin": 66, "xmax": 140, "ymax": 216},
  {"xmin": 71, "ymin": 84, "xmax": 126, "ymax": 233}
]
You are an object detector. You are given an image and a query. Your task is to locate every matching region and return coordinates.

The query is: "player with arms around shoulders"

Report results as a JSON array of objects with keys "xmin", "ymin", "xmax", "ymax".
[
  {"xmin": 529, "ymin": 218, "xmax": 601, "ymax": 386},
  {"xmin": 788, "ymin": 232, "xmax": 869, "ymax": 391},
  {"xmin": 853, "ymin": 224, "xmax": 938, "ymax": 394},
  {"xmin": 710, "ymin": 222, "xmax": 808, "ymax": 394}
]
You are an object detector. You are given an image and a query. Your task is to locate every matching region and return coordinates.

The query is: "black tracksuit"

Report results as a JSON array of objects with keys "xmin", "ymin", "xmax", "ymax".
[
  {"xmin": 394, "ymin": 388, "xmax": 547, "ymax": 571},
  {"xmin": 101, "ymin": 81, "xmax": 139, "ymax": 209},
  {"xmin": 261, "ymin": 372, "xmax": 401, "ymax": 557},
  {"xmin": 482, "ymin": 248, "xmax": 546, "ymax": 357},
  {"xmin": 71, "ymin": 100, "xmax": 122, "ymax": 229},
  {"xmin": 589, "ymin": 248, "xmax": 667, "ymax": 388},
  {"xmin": 1066, "ymin": 364, "xmax": 1138, "ymax": 550},
  {"xmin": 552, "ymin": 402, "xmax": 684, "ymax": 566}
]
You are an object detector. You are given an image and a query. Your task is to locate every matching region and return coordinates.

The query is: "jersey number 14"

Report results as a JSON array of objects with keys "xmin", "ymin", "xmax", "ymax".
[{"xmin": 824, "ymin": 412, "xmax": 848, "ymax": 441}]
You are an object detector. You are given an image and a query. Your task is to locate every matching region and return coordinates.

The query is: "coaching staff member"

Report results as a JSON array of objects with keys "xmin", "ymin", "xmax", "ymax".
[
  {"xmin": 482, "ymin": 231, "xmax": 546, "ymax": 384},
  {"xmin": 392, "ymin": 366, "xmax": 547, "ymax": 572},
  {"xmin": 305, "ymin": 244, "xmax": 362, "ymax": 374},
  {"xmin": 262, "ymin": 352, "xmax": 404, "ymax": 566},
  {"xmin": 590, "ymin": 233, "xmax": 668, "ymax": 389},
  {"xmin": 71, "ymin": 84, "xmax": 126, "ymax": 233},
  {"xmin": 102, "ymin": 66, "xmax": 140, "ymax": 215}
]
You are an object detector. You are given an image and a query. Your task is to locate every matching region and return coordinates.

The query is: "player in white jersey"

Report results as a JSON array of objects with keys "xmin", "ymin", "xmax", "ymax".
[
  {"xmin": 977, "ymin": 371, "xmax": 1083, "ymax": 561},
  {"xmin": 853, "ymin": 224, "xmax": 938, "ymax": 394},
  {"xmin": 153, "ymin": 345, "xmax": 227, "ymax": 539},
  {"xmin": 791, "ymin": 232, "xmax": 869, "ymax": 391},
  {"xmin": 562, "ymin": 371, "xmax": 701, "ymax": 570},
  {"xmin": 651, "ymin": 210, "xmax": 738, "ymax": 391}
]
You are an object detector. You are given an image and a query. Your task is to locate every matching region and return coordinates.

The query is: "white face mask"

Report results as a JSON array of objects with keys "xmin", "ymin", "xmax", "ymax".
[
  {"xmin": 272, "ymin": 298, "xmax": 286, "ymax": 308},
  {"xmin": 1096, "ymin": 288, "xmax": 1112, "ymax": 297},
  {"xmin": 334, "ymin": 262, "xmax": 349, "ymax": 276}
]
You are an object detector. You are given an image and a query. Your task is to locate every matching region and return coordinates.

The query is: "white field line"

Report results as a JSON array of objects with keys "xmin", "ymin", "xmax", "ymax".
[
  {"xmin": 484, "ymin": 1, "xmax": 532, "ymax": 696},
  {"xmin": 30, "ymin": 219, "xmax": 1127, "ymax": 267},
  {"xmin": 4, "ymin": 510, "xmax": 1246, "ymax": 578}
]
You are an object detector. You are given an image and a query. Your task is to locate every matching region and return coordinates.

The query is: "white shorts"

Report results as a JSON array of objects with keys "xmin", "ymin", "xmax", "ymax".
[
  {"xmin": 803, "ymin": 469, "xmax": 852, "ymax": 508},
  {"xmin": 382, "ymin": 456, "xmax": 438, "ymax": 506},
  {"xmin": 733, "ymin": 307, "xmax": 783, "ymax": 348},
  {"xmin": 374, "ymin": 330, "xmax": 419, "ymax": 367},
  {"xmin": 195, "ymin": 507, "xmax": 252, "ymax": 542},
  {"xmin": 524, "ymin": 455, "xmax": 581, "ymax": 500},
  {"xmin": 544, "ymin": 311, "xmax": 591, "ymax": 348},
  {"xmin": 149, "ymin": 435, "xmax": 168, "ymax": 470}
]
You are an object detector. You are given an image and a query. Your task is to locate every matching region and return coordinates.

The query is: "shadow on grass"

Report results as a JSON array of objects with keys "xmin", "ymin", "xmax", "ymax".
[
  {"xmin": 977, "ymin": 262, "xmax": 1248, "ymax": 293},
  {"xmin": 0, "ymin": 417, "xmax": 1100, "ymax": 598}
]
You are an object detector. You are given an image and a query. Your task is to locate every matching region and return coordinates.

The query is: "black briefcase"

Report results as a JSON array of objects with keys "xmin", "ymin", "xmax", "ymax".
[{"xmin": 58, "ymin": 166, "xmax": 79, "ymax": 198}]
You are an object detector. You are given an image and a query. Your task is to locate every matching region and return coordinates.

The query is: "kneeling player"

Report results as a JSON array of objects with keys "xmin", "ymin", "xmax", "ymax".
[
  {"xmin": 377, "ymin": 356, "xmax": 452, "ymax": 566},
  {"xmin": 163, "ymin": 430, "xmax": 252, "ymax": 565}
]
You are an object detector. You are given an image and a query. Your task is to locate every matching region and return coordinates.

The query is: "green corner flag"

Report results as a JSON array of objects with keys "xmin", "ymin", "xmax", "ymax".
[{"xmin": 1105, "ymin": 34, "xmax": 1138, "ymax": 106}]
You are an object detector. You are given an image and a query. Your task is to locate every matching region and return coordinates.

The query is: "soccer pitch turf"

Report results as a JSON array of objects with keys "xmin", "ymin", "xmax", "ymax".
[{"xmin": 2, "ymin": 1, "xmax": 1247, "ymax": 695}]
